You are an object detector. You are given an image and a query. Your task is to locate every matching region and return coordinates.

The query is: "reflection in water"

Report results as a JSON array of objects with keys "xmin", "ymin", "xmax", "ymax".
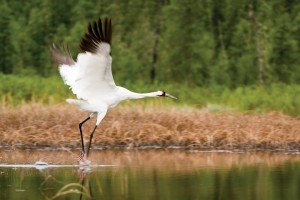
[
  {"xmin": 0, "ymin": 150, "xmax": 300, "ymax": 199},
  {"xmin": 78, "ymin": 166, "xmax": 93, "ymax": 200},
  {"xmin": 74, "ymin": 161, "xmax": 300, "ymax": 200}
]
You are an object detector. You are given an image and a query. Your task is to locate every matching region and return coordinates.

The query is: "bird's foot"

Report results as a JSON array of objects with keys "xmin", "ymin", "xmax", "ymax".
[
  {"xmin": 77, "ymin": 164, "xmax": 91, "ymax": 178},
  {"xmin": 77, "ymin": 151, "xmax": 85, "ymax": 161},
  {"xmin": 79, "ymin": 158, "xmax": 91, "ymax": 166},
  {"xmin": 78, "ymin": 151, "xmax": 91, "ymax": 165},
  {"xmin": 77, "ymin": 150, "xmax": 91, "ymax": 166},
  {"xmin": 78, "ymin": 152, "xmax": 91, "ymax": 175}
]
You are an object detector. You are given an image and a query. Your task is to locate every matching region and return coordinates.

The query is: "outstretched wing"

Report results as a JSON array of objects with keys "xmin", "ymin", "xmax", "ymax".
[
  {"xmin": 50, "ymin": 44, "xmax": 75, "ymax": 66},
  {"xmin": 80, "ymin": 18, "xmax": 112, "ymax": 54},
  {"xmin": 51, "ymin": 18, "xmax": 117, "ymax": 103},
  {"xmin": 50, "ymin": 44, "xmax": 79, "ymax": 86},
  {"xmin": 78, "ymin": 17, "xmax": 115, "ymax": 87}
]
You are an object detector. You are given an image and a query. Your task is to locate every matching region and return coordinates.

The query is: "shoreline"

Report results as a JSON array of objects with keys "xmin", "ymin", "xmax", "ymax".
[
  {"xmin": 1, "ymin": 149, "xmax": 300, "ymax": 173},
  {"xmin": 1, "ymin": 145, "xmax": 300, "ymax": 152}
]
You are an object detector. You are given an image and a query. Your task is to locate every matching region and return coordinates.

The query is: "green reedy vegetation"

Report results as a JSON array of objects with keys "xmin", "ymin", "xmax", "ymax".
[
  {"xmin": 1, "ymin": 74, "xmax": 299, "ymax": 116},
  {"xmin": 0, "ymin": 74, "xmax": 68, "ymax": 105}
]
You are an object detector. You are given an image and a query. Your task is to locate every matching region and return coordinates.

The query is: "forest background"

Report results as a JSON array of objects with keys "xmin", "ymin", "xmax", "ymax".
[{"xmin": 0, "ymin": 0, "xmax": 299, "ymax": 116}]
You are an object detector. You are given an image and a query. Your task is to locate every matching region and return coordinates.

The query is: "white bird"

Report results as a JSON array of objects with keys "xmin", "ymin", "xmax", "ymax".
[{"xmin": 50, "ymin": 17, "xmax": 177, "ymax": 158}]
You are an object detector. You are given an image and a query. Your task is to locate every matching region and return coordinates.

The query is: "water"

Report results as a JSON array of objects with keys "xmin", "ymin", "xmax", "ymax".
[{"xmin": 0, "ymin": 150, "xmax": 300, "ymax": 200}]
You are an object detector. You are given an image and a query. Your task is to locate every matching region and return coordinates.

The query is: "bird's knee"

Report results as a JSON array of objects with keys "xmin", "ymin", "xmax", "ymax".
[{"xmin": 90, "ymin": 112, "xmax": 97, "ymax": 118}]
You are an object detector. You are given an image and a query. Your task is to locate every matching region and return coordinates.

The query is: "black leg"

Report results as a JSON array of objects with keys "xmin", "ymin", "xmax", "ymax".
[
  {"xmin": 86, "ymin": 125, "xmax": 98, "ymax": 157},
  {"xmin": 79, "ymin": 117, "xmax": 91, "ymax": 152}
]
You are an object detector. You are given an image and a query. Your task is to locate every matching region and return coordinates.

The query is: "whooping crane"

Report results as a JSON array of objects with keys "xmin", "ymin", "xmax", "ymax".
[{"xmin": 50, "ymin": 17, "xmax": 177, "ymax": 158}]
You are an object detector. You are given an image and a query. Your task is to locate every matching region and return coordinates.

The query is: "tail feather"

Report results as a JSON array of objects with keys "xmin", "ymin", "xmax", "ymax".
[
  {"xmin": 66, "ymin": 99, "xmax": 93, "ymax": 112},
  {"xmin": 66, "ymin": 98, "xmax": 86, "ymax": 105}
]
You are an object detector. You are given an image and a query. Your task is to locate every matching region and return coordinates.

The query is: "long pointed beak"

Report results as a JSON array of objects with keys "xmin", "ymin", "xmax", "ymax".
[{"xmin": 165, "ymin": 93, "xmax": 178, "ymax": 100}]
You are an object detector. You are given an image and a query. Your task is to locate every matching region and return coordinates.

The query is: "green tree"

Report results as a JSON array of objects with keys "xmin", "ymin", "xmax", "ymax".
[{"xmin": 0, "ymin": 2, "xmax": 13, "ymax": 73}]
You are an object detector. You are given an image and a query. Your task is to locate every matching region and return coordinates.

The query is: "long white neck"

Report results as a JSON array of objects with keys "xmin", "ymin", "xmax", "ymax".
[
  {"xmin": 128, "ymin": 91, "xmax": 160, "ymax": 100},
  {"xmin": 118, "ymin": 87, "xmax": 160, "ymax": 100}
]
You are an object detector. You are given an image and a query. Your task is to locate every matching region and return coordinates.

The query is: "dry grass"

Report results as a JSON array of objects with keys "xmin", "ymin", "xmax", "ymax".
[{"xmin": 0, "ymin": 104, "xmax": 299, "ymax": 150}]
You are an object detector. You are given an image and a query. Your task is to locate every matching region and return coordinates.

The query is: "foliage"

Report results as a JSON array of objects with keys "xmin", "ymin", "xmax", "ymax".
[
  {"xmin": 0, "ymin": 74, "xmax": 69, "ymax": 105},
  {"xmin": 0, "ymin": 74, "xmax": 299, "ymax": 116},
  {"xmin": 0, "ymin": 0, "xmax": 300, "ymax": 87}
]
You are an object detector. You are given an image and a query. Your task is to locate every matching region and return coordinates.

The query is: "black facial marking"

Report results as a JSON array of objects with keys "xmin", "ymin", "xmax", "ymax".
[{"xmin": 158, "ymin": 91, "xmax": 166, "ymax": 97}]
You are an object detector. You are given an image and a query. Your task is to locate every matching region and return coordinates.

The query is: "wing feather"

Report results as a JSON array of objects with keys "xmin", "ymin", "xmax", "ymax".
[
  {"xmin": 50, "ymin": 44, "xmax": 75, "ymax": 66},
  {"xmin": 80, "ymin": 17, "xmax": 112, "ymax": 54},
  {"xmin": 70, "ymin": 53, "xmax": 115, "ymax": 102},
  {"xmin": 97, "ymin": 18, "xmax": 104, "ymax": 39},
  {"xmin": 52, "ymin": 18, "xmax": 116, "ymax": 103}
]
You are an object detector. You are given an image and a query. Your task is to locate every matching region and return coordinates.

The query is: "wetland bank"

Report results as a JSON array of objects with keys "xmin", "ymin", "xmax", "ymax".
[
  {"xmin": 0, "ymin": 104, "xmax": 299, "ymax": 150},
  {"xmin": 1, "ymin": 104, "xmax": 299, "ymax": 199},
  {"xmin": 0, "ymin": 104, "xmax": 300, "ymax": 200}
]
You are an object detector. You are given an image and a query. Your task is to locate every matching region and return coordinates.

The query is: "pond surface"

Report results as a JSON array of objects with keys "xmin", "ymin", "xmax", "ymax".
[{"xmin": 0, "ymin": 149, "xmax": 300, "ymax": 200}]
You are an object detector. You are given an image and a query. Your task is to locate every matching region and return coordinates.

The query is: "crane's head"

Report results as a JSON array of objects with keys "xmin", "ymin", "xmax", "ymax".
[{"xmin": 157, "ymin": 91, "xmax": 177, "ymax": 99}]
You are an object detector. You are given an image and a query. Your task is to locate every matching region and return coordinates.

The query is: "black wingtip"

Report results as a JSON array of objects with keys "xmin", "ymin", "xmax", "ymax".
[{"xmin": 79, "ymin": 17, "xmax": 112, "ymax": 53}]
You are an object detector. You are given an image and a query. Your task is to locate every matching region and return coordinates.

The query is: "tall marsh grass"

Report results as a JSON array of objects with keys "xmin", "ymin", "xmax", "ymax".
[{"xmin": 0, "ymin": 104, "xmax": 299, "ymax": 150}]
